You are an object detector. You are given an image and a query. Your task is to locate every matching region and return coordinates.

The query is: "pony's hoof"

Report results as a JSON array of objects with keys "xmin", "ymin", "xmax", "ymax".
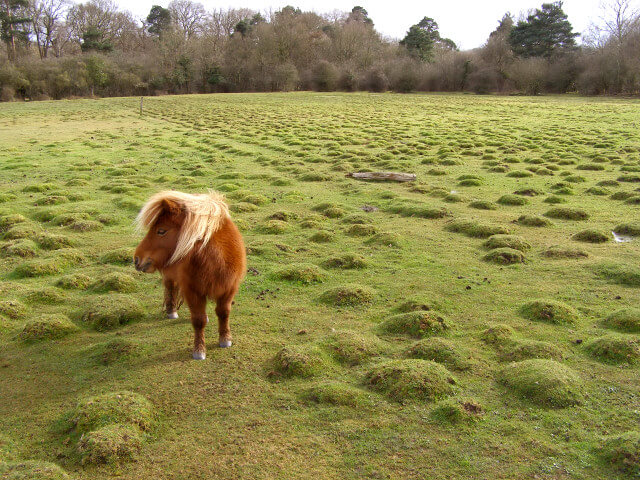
[
  {"xmin": 192, "ymin": 351, "xmax": 206, "ymax": 360},
  {"xmin": 167, "ymin": 312, "xmax": 179, "ymax": 319},
  {"xmin": 219, "ymin": 340, "xmax": 232, "ymax": 348}
]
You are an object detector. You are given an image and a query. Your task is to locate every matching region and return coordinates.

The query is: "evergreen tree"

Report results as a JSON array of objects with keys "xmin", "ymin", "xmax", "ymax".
[
  {"xmin": 0, "ymin": 0, "xmax": 31, "ymax": 60},
  {"xmin": 147, "ymin": 5, "xmax": 171, "ymax": 37},
  {"xmin": 509, "ymin": 2, "xmax": 578, "ymax": 58}
]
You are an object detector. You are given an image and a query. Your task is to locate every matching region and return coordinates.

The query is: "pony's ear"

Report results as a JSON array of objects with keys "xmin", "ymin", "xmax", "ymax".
[{"xmin": 160, "ymin": 199, "xmax": 183, "ymax": 218}]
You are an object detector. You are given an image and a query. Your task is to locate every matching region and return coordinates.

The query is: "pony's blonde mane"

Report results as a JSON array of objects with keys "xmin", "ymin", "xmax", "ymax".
[{"xmin": 136, "ymin": 190, "xmax": 230, "ymax": 265}]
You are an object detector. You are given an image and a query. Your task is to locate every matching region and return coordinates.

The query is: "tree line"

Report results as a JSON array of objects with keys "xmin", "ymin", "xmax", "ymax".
[{"xmin": 0, "ymin": 0, "xmax": 638, "ymax": 101}]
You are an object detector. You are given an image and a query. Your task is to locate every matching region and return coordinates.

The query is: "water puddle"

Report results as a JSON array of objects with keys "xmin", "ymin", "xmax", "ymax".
[{"xmin": 612, "ymin": 231, "xmax": 634, "ymax": 243}]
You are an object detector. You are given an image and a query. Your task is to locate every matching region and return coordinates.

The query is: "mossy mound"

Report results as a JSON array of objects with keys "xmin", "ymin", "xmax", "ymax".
[
  {"xmin": 322, "ymin": 330, "xmax": 386, "ymax": 365},
  {"xmin": 257, "ymin": 220, "xmax": 289, "ymax": 234},
  {"xmin": 379, "ymin": 311, "xmax": 449, "ymax": 338},
  {"xmin": 514, "ymin": 188, "xmax": 543, "ymax": 196},
  {"xmin": 91, "ymin": 272, "xmax": 137, "ymax": 293},
  {"xmin": 92, "ymin": 339, "xmax": 149, "ymax": 365},
  {"xmin": 544, "ymin": 207, "xmax": 589, "ymax": 221},
  {"xmin": 598, "ymin": 431, "xmax": 640, "ymax": 475},
  {"xmin": 36, "ymin": 233, "xmax": 73, "ymax": 250},
  {"xmin": 3, "ymin": 224, "xmax": 38, "ymax": 240},
  {"xmin": 405, "ymin": 337, "xmax": 471, "ymax": 371},
  {"xmin": 604, "ymin": 308, "xmax": 640, "ymax": 333},
  {"xmin": 341, "ymin": 214, "xmax": 372, "ymax": 225},
  {"xmin": 544, "ymin": 195, "xmax": 567, "ymax": 204},
  {"xmin": 585, "ymin": 335, "xmax": 640, "ymax": 364},
  {"xmin": 506, "ymin": 170, "xmax": 534, "ymax": 178},
  {"xmin": 519, "ymin": 299, "xmax": 578, "ymax": 325},
  {"xmin": 345, "ymin": 224, "xmax": 377, "ymax": 237},
  {"xmin": 592, "ymin": 263, "xmax": 640, "ymax": 287},
  {"xmin": 18, "ymin": 314, "xmax": 79, "ymax": 342},
  {"xmin": 273, "ymin": 263, "xmax": 325, "ymax": 284},
  {"xmin": 322, "ymin": 253, "xmax": 366, "ymax": 269},
  {"xmin": 0, "ymin": 300, "xmax": 27, "ymax": 319},
  {"xmin": 267, "ymin": 211, "xmax": 298, "ymax": 222},
  {"xmin": 13, "ymin": 258, "xmax": 65, "ymax": 278},
  {"xmin": 483, "ymin": 248, "xmax": 526, "ymax": 265},
  {"xmin": 498, "ymin": 359, "xmax": 584, "ymax": 407},
  {"xmin": 572, "ymin": 229, "xmax": 609, "ymax": 243},
  {"xmin": 517, "ymin": 215, "xmax": 553, "ymax": 227},
  {"xmin": 56, "ymin": 273, "xmax": 91, "ymax": 290},
  {"xmin": 497, "ymin": 194, "xmax": 528, "ymax": 206},
  {"xmin": 300, "ymin": 381, "xmax": 372, "ymax": 407},
  {"xmin": 81, "ymin": 295, "xmax": 145, "ymax": 331},
  {"xmin": 445, "ymin": 220, "xmax": 509, "ymax": 238},
  {"xmin": 231, "ymin": 202, "xmax": 258, "ymax": 213},
  {"xmin": 365, "ymin": 359, "xmax": 457, "ymax": 402},
  {"xmin": 231, "ymin": 192, "xmax": 269, "ymax": 206},
  {"xmin": 309, "ymin": 230, "xmax": 334, "ymax": 243},
  {"xmin": 468, "ymin": 200, "xmax": 497, "ymax": 210},
  {"xmin": 542, "ymin": 245, "xmax": 588, "ymax": 259},
  {"xmin": 0, "ymin": 213, "xmax": 27, "ymax": 230},
  {"xmin": 388, "ymin": 203, "xmax": 451, "ymax": 219},
  {"xmin": 481, "ymin": 323, "xmax": 515, "ymax": 345},
  {"xmin": 68, "ymin": 391, "xmax": 154, "ymax": 435},
  {"xmin": 614, "ymin": 223, "xmax": 640, "ymax": 236},
  {"xmin": 364, "ymin": 232, "xmax": 402, "ymax": 247},
  {"xmin": 25, "ymin": 287, "xmax": 68, "ymax": 304},
  {"xmin": 319, "ymin": 284, "xmax": 375, "ymax": 307},
  {"xmin": 483, "ymin": 234, "xmax": 531, "ymax": 252},
  {"xmin": 499, "ymin": 339, "xmax": 564, "ymax": 362},
  {"xmin": 1, "ymin": 239, "xmax": 37, "ymax": 258},
  {"xmin": 458, "ymin": 178, "xmax": 482, "ymax": 187},
  {"xmin": 271, "ymin": 345, "xmax": 329, "ymax": 378},
  {"xmin": 100, "ymin": 248, "xmax": 134, "ymax": 265},
  {"xmin": 396, "ymin": 298, "xmax": 434, "ymax": 313},
  {"xmin": 0, "ymin": 460, "xmax": 71, "ymax": 479},
  {"xmin": 76, "ymin": 423, "xmax": 143, "ymax": 465},
  {"xmin": 430, "ymin": 399, "xmax": 483, "ymax": 424},
  {"xmin": 312, "ymin": 202, "xmax": 347, "ymax": 218}
]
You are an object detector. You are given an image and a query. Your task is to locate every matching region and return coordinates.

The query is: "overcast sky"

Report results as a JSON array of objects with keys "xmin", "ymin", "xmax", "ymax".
[{"xmin": 117, "ymin": 0, "xmax": 636, "ymax": 49}]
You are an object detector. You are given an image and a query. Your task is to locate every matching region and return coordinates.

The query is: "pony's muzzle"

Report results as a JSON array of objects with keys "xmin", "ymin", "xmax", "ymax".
[{"xmin": 134, "ymin": 256, "xmax": 152, "ymax": 272}]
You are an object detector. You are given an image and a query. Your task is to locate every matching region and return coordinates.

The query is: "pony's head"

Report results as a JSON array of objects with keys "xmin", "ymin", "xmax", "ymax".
[{"xmin": 133, "ymin": 190, "xmax": 229, "ymax": 273}]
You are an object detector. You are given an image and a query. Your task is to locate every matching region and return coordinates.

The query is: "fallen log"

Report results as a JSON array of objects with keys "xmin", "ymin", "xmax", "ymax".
[{"xmin": 346, "ymin": 172, "xmax": 417, "ymax": 182}]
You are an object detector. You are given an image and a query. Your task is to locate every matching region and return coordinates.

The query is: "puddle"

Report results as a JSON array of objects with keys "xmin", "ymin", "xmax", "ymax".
[{"xmin": 612, "ymin": 231, "xmax": 634, "ymax": 243}]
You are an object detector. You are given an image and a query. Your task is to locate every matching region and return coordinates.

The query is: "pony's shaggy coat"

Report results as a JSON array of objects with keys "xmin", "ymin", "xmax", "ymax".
[{"xmin": 136, "ymin": 190, "xmax": 230, "ymax": 265}]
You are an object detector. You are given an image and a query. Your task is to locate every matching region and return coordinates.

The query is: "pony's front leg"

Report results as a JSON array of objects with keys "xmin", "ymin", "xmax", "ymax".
[
  {"xmin": 184, "ymin": 291, "xmax": 208, "ymax": 360},
  {"xmin": 163, "ymin": 278, "xmax": 181, "ymax": 319}
]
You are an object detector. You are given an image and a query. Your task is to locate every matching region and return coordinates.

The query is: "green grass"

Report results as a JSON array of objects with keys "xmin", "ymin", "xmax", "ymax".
[{"xmin": 1, "ymin": 92, "xmax": 639, "ymax": 479}]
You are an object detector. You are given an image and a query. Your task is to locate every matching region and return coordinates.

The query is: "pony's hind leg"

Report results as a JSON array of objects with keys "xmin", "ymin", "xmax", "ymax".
[
  {"xmin": 184, "ymin": 290, "xmax": 208, "ymax": 360},
  {"xmin": 215, "ymin": 293, "xmax": 234, "ymax": 348},
  {"xmin": 163, "ymin": 279, "xmax": 182, "ymax": 319}
]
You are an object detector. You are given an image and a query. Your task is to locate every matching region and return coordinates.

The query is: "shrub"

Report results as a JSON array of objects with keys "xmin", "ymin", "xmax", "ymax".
[{"xmin": 312, "ymin": 61, "xmax": 338, "ymax": 91}]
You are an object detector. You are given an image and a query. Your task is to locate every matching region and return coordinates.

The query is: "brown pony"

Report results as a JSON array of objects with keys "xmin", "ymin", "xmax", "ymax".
[{"xmin": 134, "ymin": 190, "xmax": 246, "ymax": 360}]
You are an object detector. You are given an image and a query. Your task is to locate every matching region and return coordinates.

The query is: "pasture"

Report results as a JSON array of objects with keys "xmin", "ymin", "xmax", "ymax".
[{"xmin": 0, "ymin": 92, "xmax": 639, "ymax": 479}]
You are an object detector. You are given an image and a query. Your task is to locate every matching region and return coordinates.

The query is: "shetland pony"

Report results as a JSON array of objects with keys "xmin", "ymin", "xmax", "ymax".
[{"xmin": 134, "ymin": 190, "xmax": 246, "ymax": 360}]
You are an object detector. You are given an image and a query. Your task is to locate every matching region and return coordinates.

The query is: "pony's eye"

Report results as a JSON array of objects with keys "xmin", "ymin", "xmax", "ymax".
[{"xmin": 157, "ymin": 229, "xmax": 167, "ymax": 236}]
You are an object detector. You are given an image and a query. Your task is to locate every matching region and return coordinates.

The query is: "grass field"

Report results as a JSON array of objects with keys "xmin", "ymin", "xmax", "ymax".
[{"xmin": 1, "ymin": 92, "xmax": 639, "ymax": 480}]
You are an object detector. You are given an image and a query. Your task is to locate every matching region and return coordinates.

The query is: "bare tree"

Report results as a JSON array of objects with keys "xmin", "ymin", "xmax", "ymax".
[
  {"xmin": 600, "ymin": 0, "xmax": 639, "ymax": 44},
  {"xmin": 168, "ymin": 0, "xmax": 205, "ymax": 39},
  {"xmin": 29, "ymin": 0, "xmax": 69, "ymax": 58}
]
